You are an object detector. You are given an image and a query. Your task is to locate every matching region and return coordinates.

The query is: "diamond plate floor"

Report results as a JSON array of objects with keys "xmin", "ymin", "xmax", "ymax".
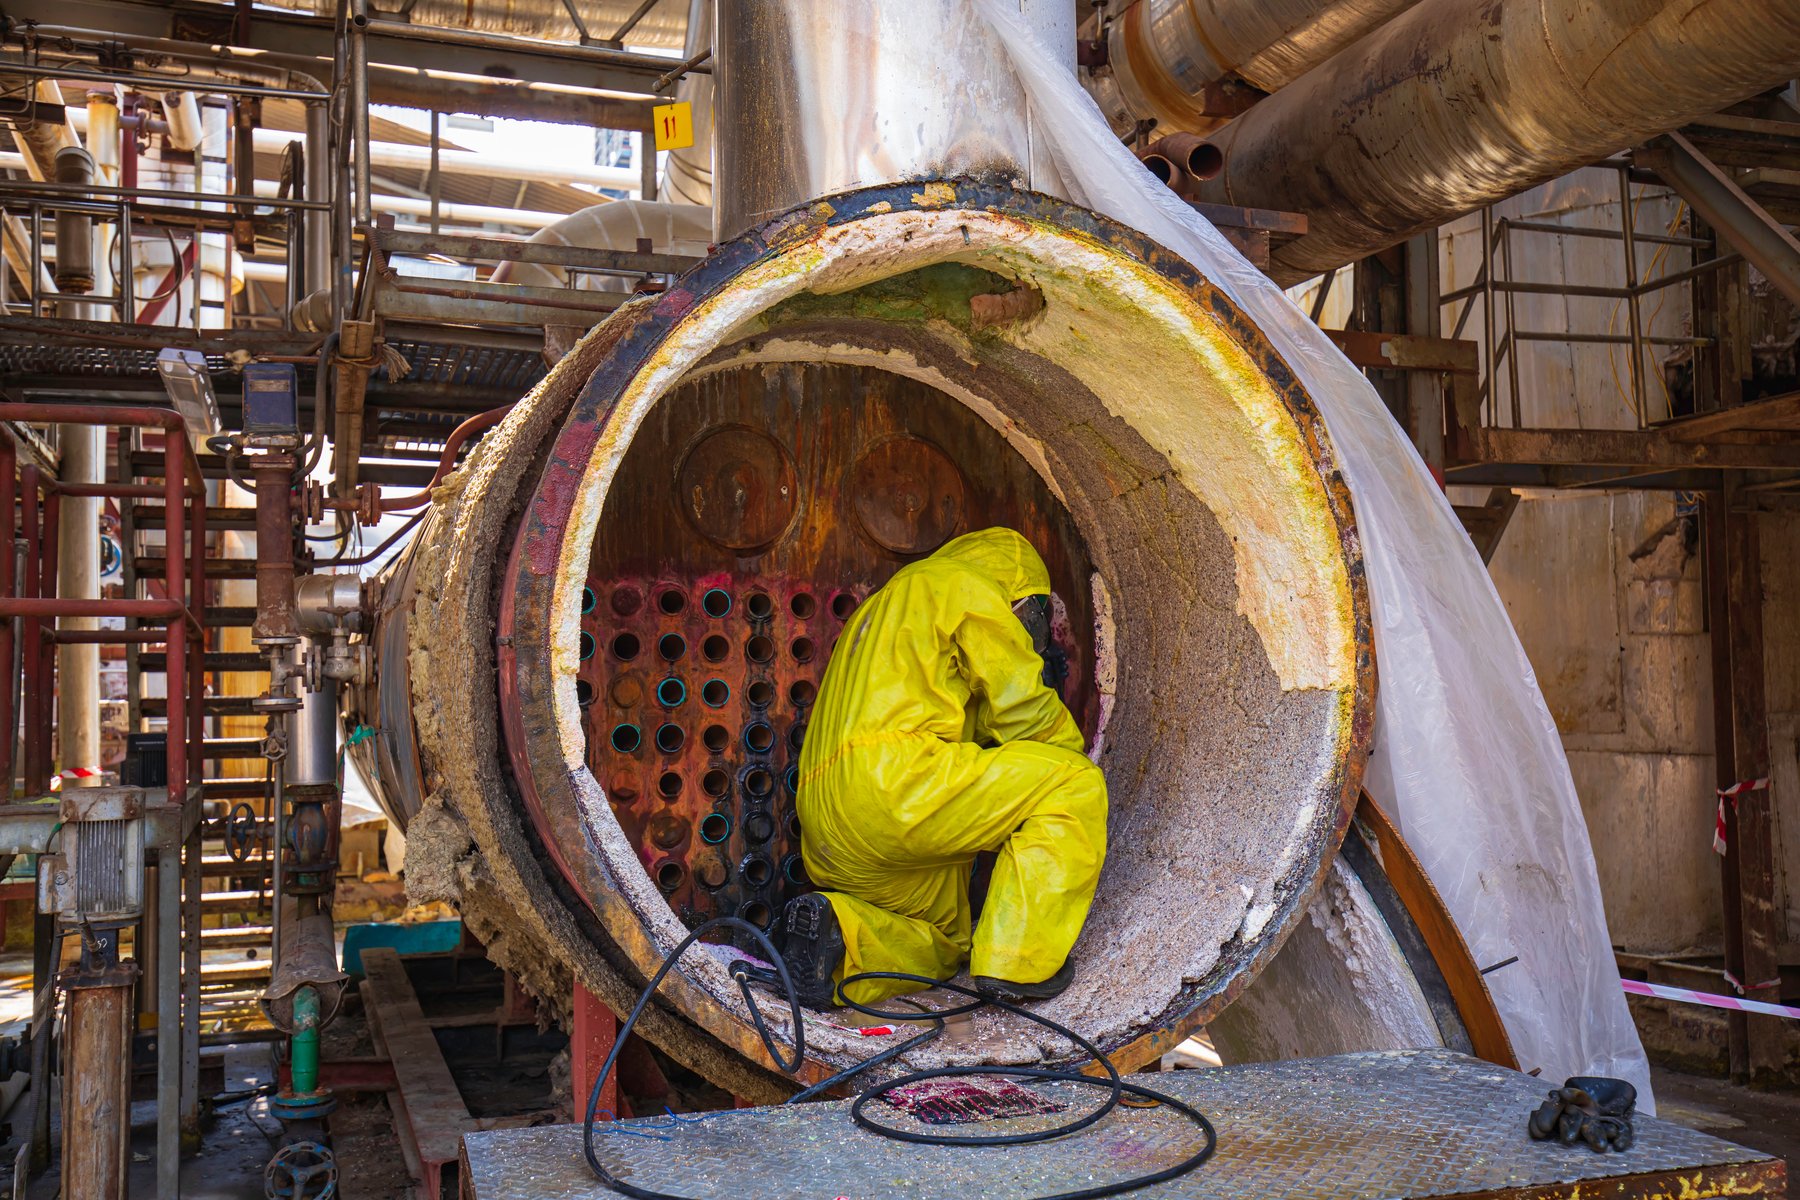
[{"xmin": 460, "ymin": 1050, "xmax": 1784, "ymax": 1200}]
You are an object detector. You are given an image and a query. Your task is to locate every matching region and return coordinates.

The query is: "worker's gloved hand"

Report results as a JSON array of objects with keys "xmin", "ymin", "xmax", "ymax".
[{"xmin": 1527, "ymin": 1076, "xmax": 1636, "ymax": 1153}]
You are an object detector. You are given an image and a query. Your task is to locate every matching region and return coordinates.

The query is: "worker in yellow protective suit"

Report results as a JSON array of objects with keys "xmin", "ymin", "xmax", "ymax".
[{"xmin": 780, "ymin": 527, "xmax": 1107, "ymax": 1008}]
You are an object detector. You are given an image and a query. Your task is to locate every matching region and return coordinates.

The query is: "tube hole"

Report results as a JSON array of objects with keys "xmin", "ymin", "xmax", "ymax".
[
  {"xmin": 656, "ymin": 678, "xmax": 686, "ymax": 708},
  {"xmin": 656, "ymin": 724, "xmax": 685, "ymax": 754},
  {"xmin": 611, "ymin": 772, "xmax": 641, "ymax": 801},
  {"xmin": 788, "ymin": 723, "xmax": 806, "ymax": 751},
  {"xmin": 610, "ymin": 724, "xmax": 642, "ymax": 754},
  {"xmin": 789, "ymin": 593, "xmax": 816, "ymax": 620},
  {"xmin": 741, "ymin": 856, "xmax": 773, "ymax": 888},
  {"xmin": 659, "ymin": 633, "xmax": 687, "ymax": 662},
  {"xmin": 744, "ymin": 811, "xmax": 775, "ymax": 844},
  {"xmin": 700, "ymin": 813, "xmax": 731, "ymax": 844},
  {"xmin": 611, "ymin": 586, "xmax": 642, "ymax": 616},
  {"xmin": 576, "ymin": 679, "xmax": 595, "ymax": 708},
  {"xmin": 655, "ymin": 861, "xmax": 686, "ymax": 892},
  {"xmin": 782, "ymin": 854, "xmax": 808, "ymax": 886},
  {"xmin": 698, "ymin": 862, "xmax": 727, "ymax": 890},
  {"xmin": 746, "ymin": 635, "xmax": 774, "ymax": 664},
  {"xmin": 579, "ymin": 631, "xmax": 596, "ymax": 661},
  {"xmin": 790, "ymin": 637, "xmax": 815, "ymax": 663},
  {"xmin": 702, "ymin": 769, "xmax": 729, "ymax": 798},
  {"xmin": 582, "ymin": 585, "xmax": 597, "ymax": 614},
  {"xmin": 702, "ymin": 588, "xmax": 732, "ymax": 618},
  {"xmin": 786, "ymin": 813, "xmax": 802, "ymax": 840},
  {"xmin": 657, "ymin": 770, "xmax": 683, "ymax": 799},
  {"xmin": 702, "ymin": 634, "xmax": 730, "ymax": 663},
  {"xmin": 657, "ymin": 588, "xmax": 687, "ymax": 615},
  {"xmin": 738, "ymin": 900, "xmax": 772, "ymax": 928},
  {"xmin": 611, "ymin": 632, "xmax": 641, "ymax": 661},
  {"xmin": 743, "ymin": 722, "xmax": 774, "ymax": 754},
  {"xmin": 788, "ymin": 679, "xmax": 816, "ymax": 707},
  {"xmin": 783, "ymin": 765, "xmax": 799, "ymax": 796},
  {"xmin": 701, "ymin": 678, "xmax": 730, "ymax": 707},
  {"xmin": 745, "ymin": 592, "xmax": 774, "ymax": 621},
  {"xmin": 830, "ymin": 592, "xmax": 858, "ymax": 621},
  {"xmin": 1187, "ymin": 141, "xmax": 1223, "ymax": 180},
  {"xmin": 744, "ymin": 768, "xmax": 773, "ymax": 799},
  {"xmin": 1141, "ymin": 152, "xmax": 1176, "ymax": 187},
  {"xmin": 746, "ymin": 680, "xmax": 774, "ymax": 708},
  {"xmin": 702, "ymin": 724, "xmax": 730, "ymax": 754}
]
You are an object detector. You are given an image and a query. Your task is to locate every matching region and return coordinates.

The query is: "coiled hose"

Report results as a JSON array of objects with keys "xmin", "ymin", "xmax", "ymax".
[{"xmin": 581, "ymin": 916, "xmax": 1216, "ymax": 1200}]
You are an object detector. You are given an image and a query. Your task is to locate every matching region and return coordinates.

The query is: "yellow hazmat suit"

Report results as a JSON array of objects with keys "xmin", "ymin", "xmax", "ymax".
[{"xmin": 796, "ymin": 527, "xmax": 1108, "ymax": 1005}]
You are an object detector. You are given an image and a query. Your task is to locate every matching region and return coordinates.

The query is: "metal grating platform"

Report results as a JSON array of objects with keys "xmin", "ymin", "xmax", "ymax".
[{"xmin": 458, "ymin": 1050, "xmax": 1784, "ymax": 1200}]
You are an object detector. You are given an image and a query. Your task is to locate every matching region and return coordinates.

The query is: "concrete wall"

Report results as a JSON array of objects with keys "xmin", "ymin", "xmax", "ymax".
[{"xmin": 1436, "ymin": 167, "xmax": 1792, "ymax": 960}]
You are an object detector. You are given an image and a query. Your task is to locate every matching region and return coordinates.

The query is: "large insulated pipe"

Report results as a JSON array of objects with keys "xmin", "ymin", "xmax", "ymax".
[
  {"xmin": 1191, "ymin": 0, "xmax": 1800, "ymax": 284},
  {"xmin": 1084, "ymin": 0, "xmax": 1422, "ymax": 137},
  {"xmin": 255, "ymin": 0, "xmax": 687, "ymax": 47},
  {"xmin": 713, "ymin": 3, "xmax": 1069, "ymax": 239}
]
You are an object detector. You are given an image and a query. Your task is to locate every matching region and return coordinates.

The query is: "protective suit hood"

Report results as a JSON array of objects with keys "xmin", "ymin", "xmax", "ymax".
[{"xmin": 929, "ymin": 527, "xmax": 1051, "ymax": 603}]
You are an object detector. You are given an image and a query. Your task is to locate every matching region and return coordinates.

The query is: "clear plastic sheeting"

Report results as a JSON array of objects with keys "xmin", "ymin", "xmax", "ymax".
[{"xmin": 973, "ymin": 0, "xmax": 1652, "ymax": 1104}]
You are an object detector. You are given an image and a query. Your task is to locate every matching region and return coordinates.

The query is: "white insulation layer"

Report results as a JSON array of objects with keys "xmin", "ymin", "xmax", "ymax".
[{"xmin": 972, "ymin": 0, "xmax": 1652, "ymax": 1103}]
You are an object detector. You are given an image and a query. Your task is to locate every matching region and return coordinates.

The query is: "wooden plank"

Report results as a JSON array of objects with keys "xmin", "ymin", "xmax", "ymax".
[
  {"xmin": 1664, "ymin": 390, "xmax": 1800, "ymax": 441},
  {"xmin": 362, "ymin": 947, "xmax": 475, "ymax": 1182}
]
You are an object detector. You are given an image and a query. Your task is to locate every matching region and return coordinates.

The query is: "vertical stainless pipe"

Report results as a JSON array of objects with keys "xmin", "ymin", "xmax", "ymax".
[
  {"xmin": 304, "ymin": 100, "xmax": 331, "ymax": 300},
  {"xmin": 290, "ymin": 678, "xmax": 338, "ymax": 788},
  {"xmin": 54, "ymin": 424, "xmax": 101, "ymax": 782},
  {"xmin": 350, "ymin": 0, "xmax": 373, "ymax": 228}
]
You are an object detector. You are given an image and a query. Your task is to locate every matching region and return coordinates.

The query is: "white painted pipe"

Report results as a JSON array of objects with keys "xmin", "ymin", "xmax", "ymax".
[
  {"xmin": 248, "ymin": 127, "xmax": 638, "ymax": 192},
  {"xmin": 56, "ymin": 424, "xmax": 102, "ymax": 784},
  {"xmin": 160, "ymin": 92, "xmax": 203, "ymax": 151}
]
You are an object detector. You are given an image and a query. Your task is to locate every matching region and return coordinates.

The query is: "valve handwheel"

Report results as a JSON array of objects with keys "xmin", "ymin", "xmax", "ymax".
[
  {"xmin": 264, "ymin": 1141, "xmax": 337, "ymax": 1200},
  {"xmin": 225, "ymin": 802, "xmax": 259, "ymax": 864}
]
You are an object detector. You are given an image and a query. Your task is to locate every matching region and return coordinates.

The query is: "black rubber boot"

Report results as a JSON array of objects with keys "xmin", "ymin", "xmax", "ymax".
[
  {"xmin": 776, "ymin": 893, "xmax": 846, "ymax": 1008},
  {"xmin": 973, "ymin": 958, "xmax": 1075, "ymax": 1005}
]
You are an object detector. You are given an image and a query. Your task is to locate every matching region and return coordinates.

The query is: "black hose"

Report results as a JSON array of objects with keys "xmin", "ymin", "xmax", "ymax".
[{"xmin": 581, "ymin": 923, "xmax": 1216, "ymax": 1200}]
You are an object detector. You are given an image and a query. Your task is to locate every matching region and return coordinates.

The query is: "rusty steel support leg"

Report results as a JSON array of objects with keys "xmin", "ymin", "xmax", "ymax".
[
  {"xmin": 1703, "ymin": 484, "xmax": 1782, "ymax": 1083},
  {"xmin": 61, "ymin": 955, "xmax": 136, "ymax": 1200},
  {"xmin": 331, "ymin": 320, "xmax": 375, "ymax": 498},
  {"xmin": 251, "ymin": 454, "xmax": 298, "ymax": 645},
  {"xmin": 572, "ymin": 981, "xmax": 621, "ymax": 1123}
]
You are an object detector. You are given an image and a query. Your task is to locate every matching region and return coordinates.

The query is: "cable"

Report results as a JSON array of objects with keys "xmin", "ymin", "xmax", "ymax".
[{"xmin": 581, "ymin": 920, "xmax": 1216, "ymax": 1200}]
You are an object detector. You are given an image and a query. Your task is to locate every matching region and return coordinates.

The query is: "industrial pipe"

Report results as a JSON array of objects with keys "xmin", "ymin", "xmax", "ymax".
[
  {"xmin": 1190, "ymin": 0, "xmax": 1800, "ymax": 283},
  {"xmin": 251, "ymin": 455, "xmax": 299, "ymax": 644},
  {"xmin": 256, "ymin": 0, "xmax": 688, "ymax": 48},
  {"xmin": 50, "ymin": 147, "xmax": 97, "ymax": 295},
  {"xmin": 1083, "ymin": 0, "xmax": 1423, "ymax": 136}
]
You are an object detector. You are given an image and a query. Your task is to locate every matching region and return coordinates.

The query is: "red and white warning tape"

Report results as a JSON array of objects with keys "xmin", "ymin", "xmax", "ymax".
[
  {"xmin": 48, "ymin": 767, "xmax": 103, "ymax": 791},
  {"xmin": 1622, "ymin": 979, "xmax": 1800, "ymax": 1021},
  {"xmin": 1713, "ymin": 777, "xmax": 1771, "ymax": 856}
]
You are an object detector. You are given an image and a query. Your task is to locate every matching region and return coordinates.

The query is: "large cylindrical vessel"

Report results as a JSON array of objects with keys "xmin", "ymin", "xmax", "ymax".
[{"xmin": 360, "ymin": 180, "xmax": 1375, "ymax": 1096}]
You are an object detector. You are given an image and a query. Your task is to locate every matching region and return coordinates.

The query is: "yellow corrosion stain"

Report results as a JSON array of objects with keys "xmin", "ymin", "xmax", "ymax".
[
  {"xmin": 911, "ymin": 181, "xmax": 958, "ymax": 207},
  {"xmin": 863, "ymin": 199, "xmax": 894, "ymax": 214}
]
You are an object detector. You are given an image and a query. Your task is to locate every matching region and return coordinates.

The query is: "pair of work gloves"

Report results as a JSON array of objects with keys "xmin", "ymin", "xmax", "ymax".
[{"xmin": 1527, "ymin": 1076, "xmax": 1636, "ymax": 1153}]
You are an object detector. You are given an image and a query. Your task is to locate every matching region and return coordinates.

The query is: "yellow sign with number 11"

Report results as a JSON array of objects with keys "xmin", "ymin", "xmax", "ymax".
[{"xmin": 652, "ymin": 101, "xmax": 694, "ymax": 152}]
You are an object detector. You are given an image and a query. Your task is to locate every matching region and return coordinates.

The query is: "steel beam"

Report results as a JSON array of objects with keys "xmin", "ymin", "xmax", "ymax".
[{"xmin": 1638, "ymin": 132, "xmax": 1800, "ymax": 311}]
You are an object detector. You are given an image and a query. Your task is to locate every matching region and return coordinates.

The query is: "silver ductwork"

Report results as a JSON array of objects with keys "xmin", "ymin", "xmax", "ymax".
[
  {"xmin": 713, "ymin": 2, "xmax": 1069, "ymax": 240},
  {"xmin": 255, "ymin": 0, "xmax": 685, "ymax": 48},
  {"xmin": 1191, "ymin": 0, "xmax": 1800, "ymax": 284},
  {"xmin": 1083, "ymin": 0, "xmax": 1423, "ymax": 137}
]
